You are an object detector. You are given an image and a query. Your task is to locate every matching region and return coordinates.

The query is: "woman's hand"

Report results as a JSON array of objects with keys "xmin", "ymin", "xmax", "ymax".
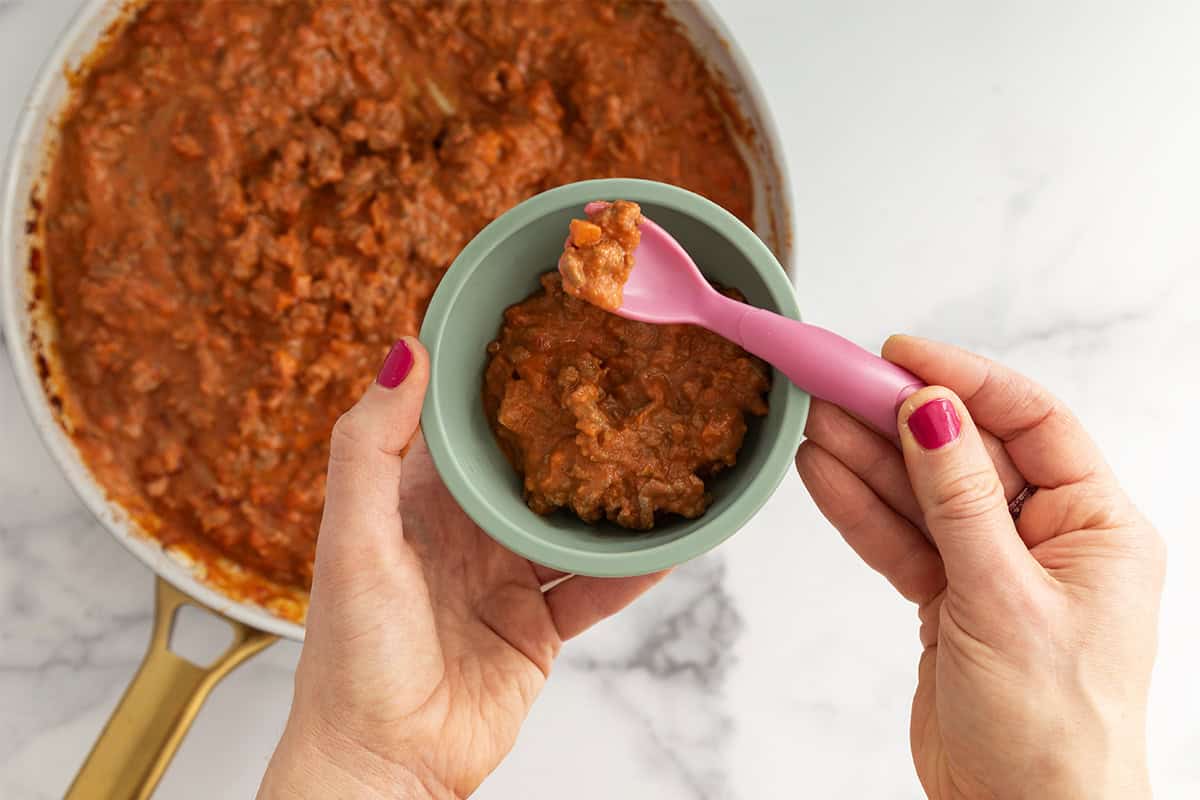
[
  {"xmin": 796, "ymin": 335, "xmax": 1165, "ymax": 800},
  {"xmin": 258, "ymin": 338, "xmax": 667, "ymax": 799}
]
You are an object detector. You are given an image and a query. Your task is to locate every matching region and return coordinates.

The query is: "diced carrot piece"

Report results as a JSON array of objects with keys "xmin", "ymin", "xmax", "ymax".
[{"xmin": 569, "ymin": 218, "xmax": 603, "ymax": 247}]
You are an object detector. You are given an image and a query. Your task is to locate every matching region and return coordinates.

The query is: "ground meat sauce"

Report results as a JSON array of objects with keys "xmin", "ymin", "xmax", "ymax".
[
  {"xmin": 484, "ymin": 273, "xmax": 770, "ymax": 529},
  {"xmin": 41, "ymin": 0, "xmax": 755, "ymax": 603},
  {"xmin": 559, "ymin": 200, "xmax": 642, "ymax": 311}
]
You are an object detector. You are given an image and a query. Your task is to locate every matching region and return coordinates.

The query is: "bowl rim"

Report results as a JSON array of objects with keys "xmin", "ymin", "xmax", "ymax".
[{"xmin": 419, "ymin": 178, "xmax": 810, "ymax": 577}]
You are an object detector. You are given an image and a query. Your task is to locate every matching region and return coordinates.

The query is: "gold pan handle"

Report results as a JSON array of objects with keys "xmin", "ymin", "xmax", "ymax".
[{"xmin": 65, "ymin": 577, "xmax": 278, "ymax": 800}]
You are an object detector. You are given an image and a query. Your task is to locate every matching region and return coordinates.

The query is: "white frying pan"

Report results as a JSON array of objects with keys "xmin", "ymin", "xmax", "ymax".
[{"xmin": 0, "ymin": 1, "xmax": 797, "ymax": 797}]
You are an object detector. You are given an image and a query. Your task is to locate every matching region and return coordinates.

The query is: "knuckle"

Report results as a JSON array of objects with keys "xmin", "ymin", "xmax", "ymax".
[
  {"xmin": 986, "ymin": 363, "xmax": 1058, "ymax": 436},
  {"xmin": 329, "ymin": 409, "xmax": 371, "ymax": 464},
  {"xmin": 929, "ymin": 468, "xmax": 1004, "ymax": 523},
  {"xmin": 1101, "ymin": 496, "xmax": 1167, "ymax": 580},
  {"xmin": 837, "ymin": 499, "xmax": 876, "ymax": 540},
  {"xmin": 861, "ymin": 448, "xmax": 894, "ymax": 485}
]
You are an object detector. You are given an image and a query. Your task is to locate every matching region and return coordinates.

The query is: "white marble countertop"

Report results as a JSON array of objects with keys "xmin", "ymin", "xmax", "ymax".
[{"xmin": 3, "ymin": 1, "xmax": 1198, "ymax": 798}]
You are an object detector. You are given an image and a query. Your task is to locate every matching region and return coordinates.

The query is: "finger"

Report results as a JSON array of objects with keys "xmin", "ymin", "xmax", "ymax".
[
  {"xmin": 917, "ymin": 593, "xmax": 944, "ymax": 648},
  {"xmin": 897, "ymin": 387, "xmax": 1040, "ymax": 593},
  {"xmin": 1018, "ymin": 481, "xmax": 1137, "ymax": 550},
  {"xmin": 308, "ymin": 339, "xmax": 437, "ymax": 655},
  {"xmin": 804, "ymin": 399, "xmax": 1028, "ymax": 533},
  {"xmin": 796, "ymin": 440, "xmax": 945, "ymax": 605},
  {"xmin": 804, "ymin": 399, "xmax": 925, "ymax": 526},
  {"xmin": 321, "ymin": 337, "xmax": 430, "ymax": 551},
  {"xmin": 980, "ymin": 429, "xmax": 1028, "ymax": 504},
  {"xmin": 544, "ymin": 571, "xmax": 671, "ymax": 640},
  {"xmin": 884, "ymin": 335, "xmax": 1114, "ymax": 490}
]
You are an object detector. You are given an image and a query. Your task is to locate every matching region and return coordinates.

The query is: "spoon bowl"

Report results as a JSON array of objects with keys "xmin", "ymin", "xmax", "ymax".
[
  {"xmin": 570, "ymin": 201, "xmax": 925, "ymax": 436},
  {"xmin": 581, "ymin": 201, "xmax": 714, "ymax": 326}
]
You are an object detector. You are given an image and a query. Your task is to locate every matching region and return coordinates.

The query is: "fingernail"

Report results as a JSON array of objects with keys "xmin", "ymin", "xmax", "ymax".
[
  {"xmin": 376, "ymin": 340, "xmax": 413, "ymax": 389},
  {"xmin": 907, "ymin": 398, "xmax": 961, "ymax": 450}
]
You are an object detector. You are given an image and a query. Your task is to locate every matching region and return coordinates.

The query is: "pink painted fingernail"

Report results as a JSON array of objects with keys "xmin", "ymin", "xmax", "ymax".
[
  {"xmin": 376, "ymin": 340, "xmax": 414, "ymax": 389},
  {"xmin": 908, "ymin": 398, "xmax": 961, "ymax": 450}
]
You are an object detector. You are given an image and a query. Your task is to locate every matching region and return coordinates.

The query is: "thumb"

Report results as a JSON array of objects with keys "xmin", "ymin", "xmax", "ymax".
[
  {"xmin": 306, "ymin": 337, "xmax": 441, "ymax": 681},
  {"xmin": 321, "ymin": 337, "xmax": 430, "ymax": 544},
  {"xmin": 897, "ymin": 387, "xmax": 1037, "ymax": 594}
]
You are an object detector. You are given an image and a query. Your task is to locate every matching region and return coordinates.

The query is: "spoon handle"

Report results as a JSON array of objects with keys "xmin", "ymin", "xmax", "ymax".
[{"xmin": 734, "ymin": 307, "xmax": 925, "ymax": 436}]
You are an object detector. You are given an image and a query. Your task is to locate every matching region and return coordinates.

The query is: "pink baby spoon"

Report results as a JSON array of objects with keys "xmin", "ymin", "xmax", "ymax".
[{"xmin": 572, "ymin": 202, "xmax": 925, "ymax": 436}]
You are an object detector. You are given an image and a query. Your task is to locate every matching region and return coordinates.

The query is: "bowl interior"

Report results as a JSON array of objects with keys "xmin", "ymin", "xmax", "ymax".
[{"xmin": 421, "ymin": 179, "xmax": 808, "ymax": 576}]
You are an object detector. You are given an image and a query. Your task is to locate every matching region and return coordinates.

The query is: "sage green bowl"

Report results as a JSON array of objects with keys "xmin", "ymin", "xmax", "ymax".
[{"xmin": 419, "ymin": 179, "xmax": 809, "ymax": 577}]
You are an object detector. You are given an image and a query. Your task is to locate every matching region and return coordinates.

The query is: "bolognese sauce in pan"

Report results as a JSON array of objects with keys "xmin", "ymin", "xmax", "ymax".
[{"xmin": 39, "ymin": 0, "xmax": 755, "ymax": 608}]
